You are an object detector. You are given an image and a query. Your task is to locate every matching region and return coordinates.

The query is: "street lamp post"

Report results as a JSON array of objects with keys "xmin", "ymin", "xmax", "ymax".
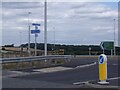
[
  {"xmin": 28, "ymin": 12, "xmax": 31, "ymax": 56},
  {"xmin": 44, "ymin": 1, "xmax": 47, "ymax": 56},
  {"xmin": 114, "ymin": 19, "xmax": 116, "ymax": 56},
  {"xmin": 53, "ymin": 27, "xmax": 55, "ymax": 53},
  {"xmin": 19, "ymin": 31, "xmax": 22, "ymax": 56}
]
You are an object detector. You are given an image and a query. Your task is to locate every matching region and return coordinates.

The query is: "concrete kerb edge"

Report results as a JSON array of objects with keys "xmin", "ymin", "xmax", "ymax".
[{"xmin": 85, "ymin": 81, "xmax": 120, "ymax": 89}]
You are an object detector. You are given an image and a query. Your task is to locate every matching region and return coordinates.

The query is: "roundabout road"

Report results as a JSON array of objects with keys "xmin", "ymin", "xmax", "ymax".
[{"xmin": 2, "ymin": 56, "xmax": 119, "ymax": 88}]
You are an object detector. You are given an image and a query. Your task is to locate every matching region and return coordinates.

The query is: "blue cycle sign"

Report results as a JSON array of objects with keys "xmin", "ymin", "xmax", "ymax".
[
  {"xmin": 31, "ymin": 30, "xmax": 40, "ymax": 34},
  {"xmin": 99, "ymin": 55, "xmax": 104, "ymax": 64},
  {"xmin": 31, "ymin": 23, "xmax": 41, "ymax": 34}
]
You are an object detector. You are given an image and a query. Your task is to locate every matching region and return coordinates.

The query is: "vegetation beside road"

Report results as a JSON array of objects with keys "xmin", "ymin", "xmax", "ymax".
[
  {"xmin": 20, "ymin": 43, "xmax": 120, "ymax": 55},
  {"xmin": 2, "ymin": 43, "xmax": 120, "ymax": 55}
]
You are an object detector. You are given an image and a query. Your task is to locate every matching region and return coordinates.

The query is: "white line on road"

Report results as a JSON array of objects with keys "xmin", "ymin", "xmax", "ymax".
[
  {"xmin": 112, "ymin": 64, "xmax": 118, "ymax": 66},
  {"xmin": 108, "ymin": 77, "xmax": 120, "ymax": 80},
  {"xmin": 33, "ymin": 62, "xmax": 97, "ymax": 73},
  {"xmin": 75, "ymin": 62, "xmax": 97, "ymax": 69},
  {"xmin": 73, "ymin": 81, "xmax": 88, "ymax": 85},
  {"xmin": 33, "ymin": 67, "xmax": 73, "ymax": 73}
]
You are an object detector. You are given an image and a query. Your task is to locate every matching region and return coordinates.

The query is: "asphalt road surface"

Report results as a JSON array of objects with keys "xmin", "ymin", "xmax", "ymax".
[{"xmin": 2, "ymin": 56, "xmax": 119, "ymax": 88}]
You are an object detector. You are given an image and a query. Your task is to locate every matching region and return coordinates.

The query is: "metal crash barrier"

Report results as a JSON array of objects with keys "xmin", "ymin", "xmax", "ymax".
[{"xmin": 1, "ymin": 55, "xmax": 72, "ymax": 70}]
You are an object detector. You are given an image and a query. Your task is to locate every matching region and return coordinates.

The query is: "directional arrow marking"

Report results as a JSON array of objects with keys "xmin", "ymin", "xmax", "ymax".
[
  {"xmin": 100, "ymin": 42, "xmax": 104, "ymax": 50},
  {"xmin": 99, "ymin": 56, "xmax": 104, "ymax": 64}
]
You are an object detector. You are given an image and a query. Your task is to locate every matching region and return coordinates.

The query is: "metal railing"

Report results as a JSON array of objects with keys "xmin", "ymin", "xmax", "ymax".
[{"xmin": 1, "ymin": 55, "xmax": 72, "ymax": 64}]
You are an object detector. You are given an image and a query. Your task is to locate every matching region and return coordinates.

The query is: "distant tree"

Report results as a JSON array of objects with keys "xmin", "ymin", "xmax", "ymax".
[
  {"xmin": 2, "ymin": 47, "xmax": 5, "ymax": 50},
  {"xmin": 19, "ymin": 43, "xmax": 120, "ymax": 55},
  {"xmin": 4, "ymin": 44, "xmax": 14, "ymax": 47}
]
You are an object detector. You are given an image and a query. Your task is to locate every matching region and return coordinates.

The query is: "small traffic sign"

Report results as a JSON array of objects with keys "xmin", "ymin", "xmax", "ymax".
[
  {"xmin": 32, "ymin": 23, "xmax": 40, "ymax": 26},
  {"xmin": 100, "ymin": 42, "xmax": 104, "ymax": 50},
  {"xmin": 89, "ymin": 47, "xmax": 91, "ymax": 51},
  {"xmin": 100, "ymin": 41, "xmax": 114, "ymax": 50},
  {"xmin": 99, "ymin": 55, "xmax": 104, "ymax": 64},
  {"xmin": 31, "ymin": 23, "xmax": 41, "ymax": 56},
  {"xmin": 31, "ymin": 30, "xmax": 40, "ymax": 34}
]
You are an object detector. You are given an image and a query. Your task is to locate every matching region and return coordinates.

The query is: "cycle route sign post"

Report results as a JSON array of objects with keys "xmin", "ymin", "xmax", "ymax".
[{"xmin": 31, "ymin": 23, "xmax": 40, "ymax": 56}]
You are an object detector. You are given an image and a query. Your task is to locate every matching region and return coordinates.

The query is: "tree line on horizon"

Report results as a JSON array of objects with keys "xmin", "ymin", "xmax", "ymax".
[
  {"xmin": 2, "ymin": 43, "xmax": 120, "ymax": 55},
  {"xmin": 20, "ymin": 43, "xmax": 120, "ymax": 55}
]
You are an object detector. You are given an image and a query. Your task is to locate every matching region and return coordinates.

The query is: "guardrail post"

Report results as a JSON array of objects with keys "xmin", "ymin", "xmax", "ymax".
[{"xmin": 16, "ymin": 61, "xmax": 19, "ymax": 70}]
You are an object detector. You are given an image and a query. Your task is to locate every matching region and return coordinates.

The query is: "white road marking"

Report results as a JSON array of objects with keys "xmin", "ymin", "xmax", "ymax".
[
  {"xmin": 112, "ymin": 64, "xmax": 118, "ymax": 66},
  {"xmin": 33, "ymin": 67, "xmax": 73, "ymax": 72},
  {"xmin": 73, "ymin": 81, "xmax": 88, "ymax": 85},
  {"xmin": 33, "ymin": 62, "xmax": 97, "ymax": 73},
  {"xmin": 108, "ymin": 77, "xmax": 120, "ymax": 80},
  {"xmin": 75, "ymin": 62, "xmax": 96, "ymax": 69}
]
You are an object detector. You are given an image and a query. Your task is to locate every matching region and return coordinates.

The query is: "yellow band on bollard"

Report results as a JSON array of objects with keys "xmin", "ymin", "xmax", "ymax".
[{"xmin": 99, "ymin": 62, "xmax": 107, "ymax": 81}]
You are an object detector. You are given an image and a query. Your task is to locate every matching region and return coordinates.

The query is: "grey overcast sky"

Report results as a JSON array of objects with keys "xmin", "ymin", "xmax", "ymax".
[{"xmin": 1, "ymin": 1, "xmax": 118, "ymax": 46}]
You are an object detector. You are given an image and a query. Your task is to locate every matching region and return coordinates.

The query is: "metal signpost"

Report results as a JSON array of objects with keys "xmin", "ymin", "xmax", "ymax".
[
  {"xmin": 44, "ymin": 1, "xmax": 47, "ymax": 56},
  {"xmin": 100, "ymin": 41, "xmax": 114, "ymax": 56},
  {"xmin": 28, "ymin": 12, "xmax": 31, "ymax": 56},
  {"xmin": 31, "ymin": 23, "xmax": 40, "ymax": 56},
  {"xmin": 31, "ymin": 30, "xmax": 40, "ymax": 33},
  {"xmin": 89, "ymin": 47, "xmax": 91, "ymax": 56}
]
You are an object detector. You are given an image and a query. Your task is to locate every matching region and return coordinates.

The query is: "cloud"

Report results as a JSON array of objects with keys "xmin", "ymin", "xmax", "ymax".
[
  {"xmin": 92, "ymin": 26, "xmax": 113, "ymax": 32},
  {"xmin": 1, "ymin": 2, "xmax": 118, "ymax": 46},
  {"xmin": 69, "ymin": 3, "xmax": 117, "ymax": 19},
  {"xmin": 2, "ymin": 2, "xmax": 43, "ymax": 9}
]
